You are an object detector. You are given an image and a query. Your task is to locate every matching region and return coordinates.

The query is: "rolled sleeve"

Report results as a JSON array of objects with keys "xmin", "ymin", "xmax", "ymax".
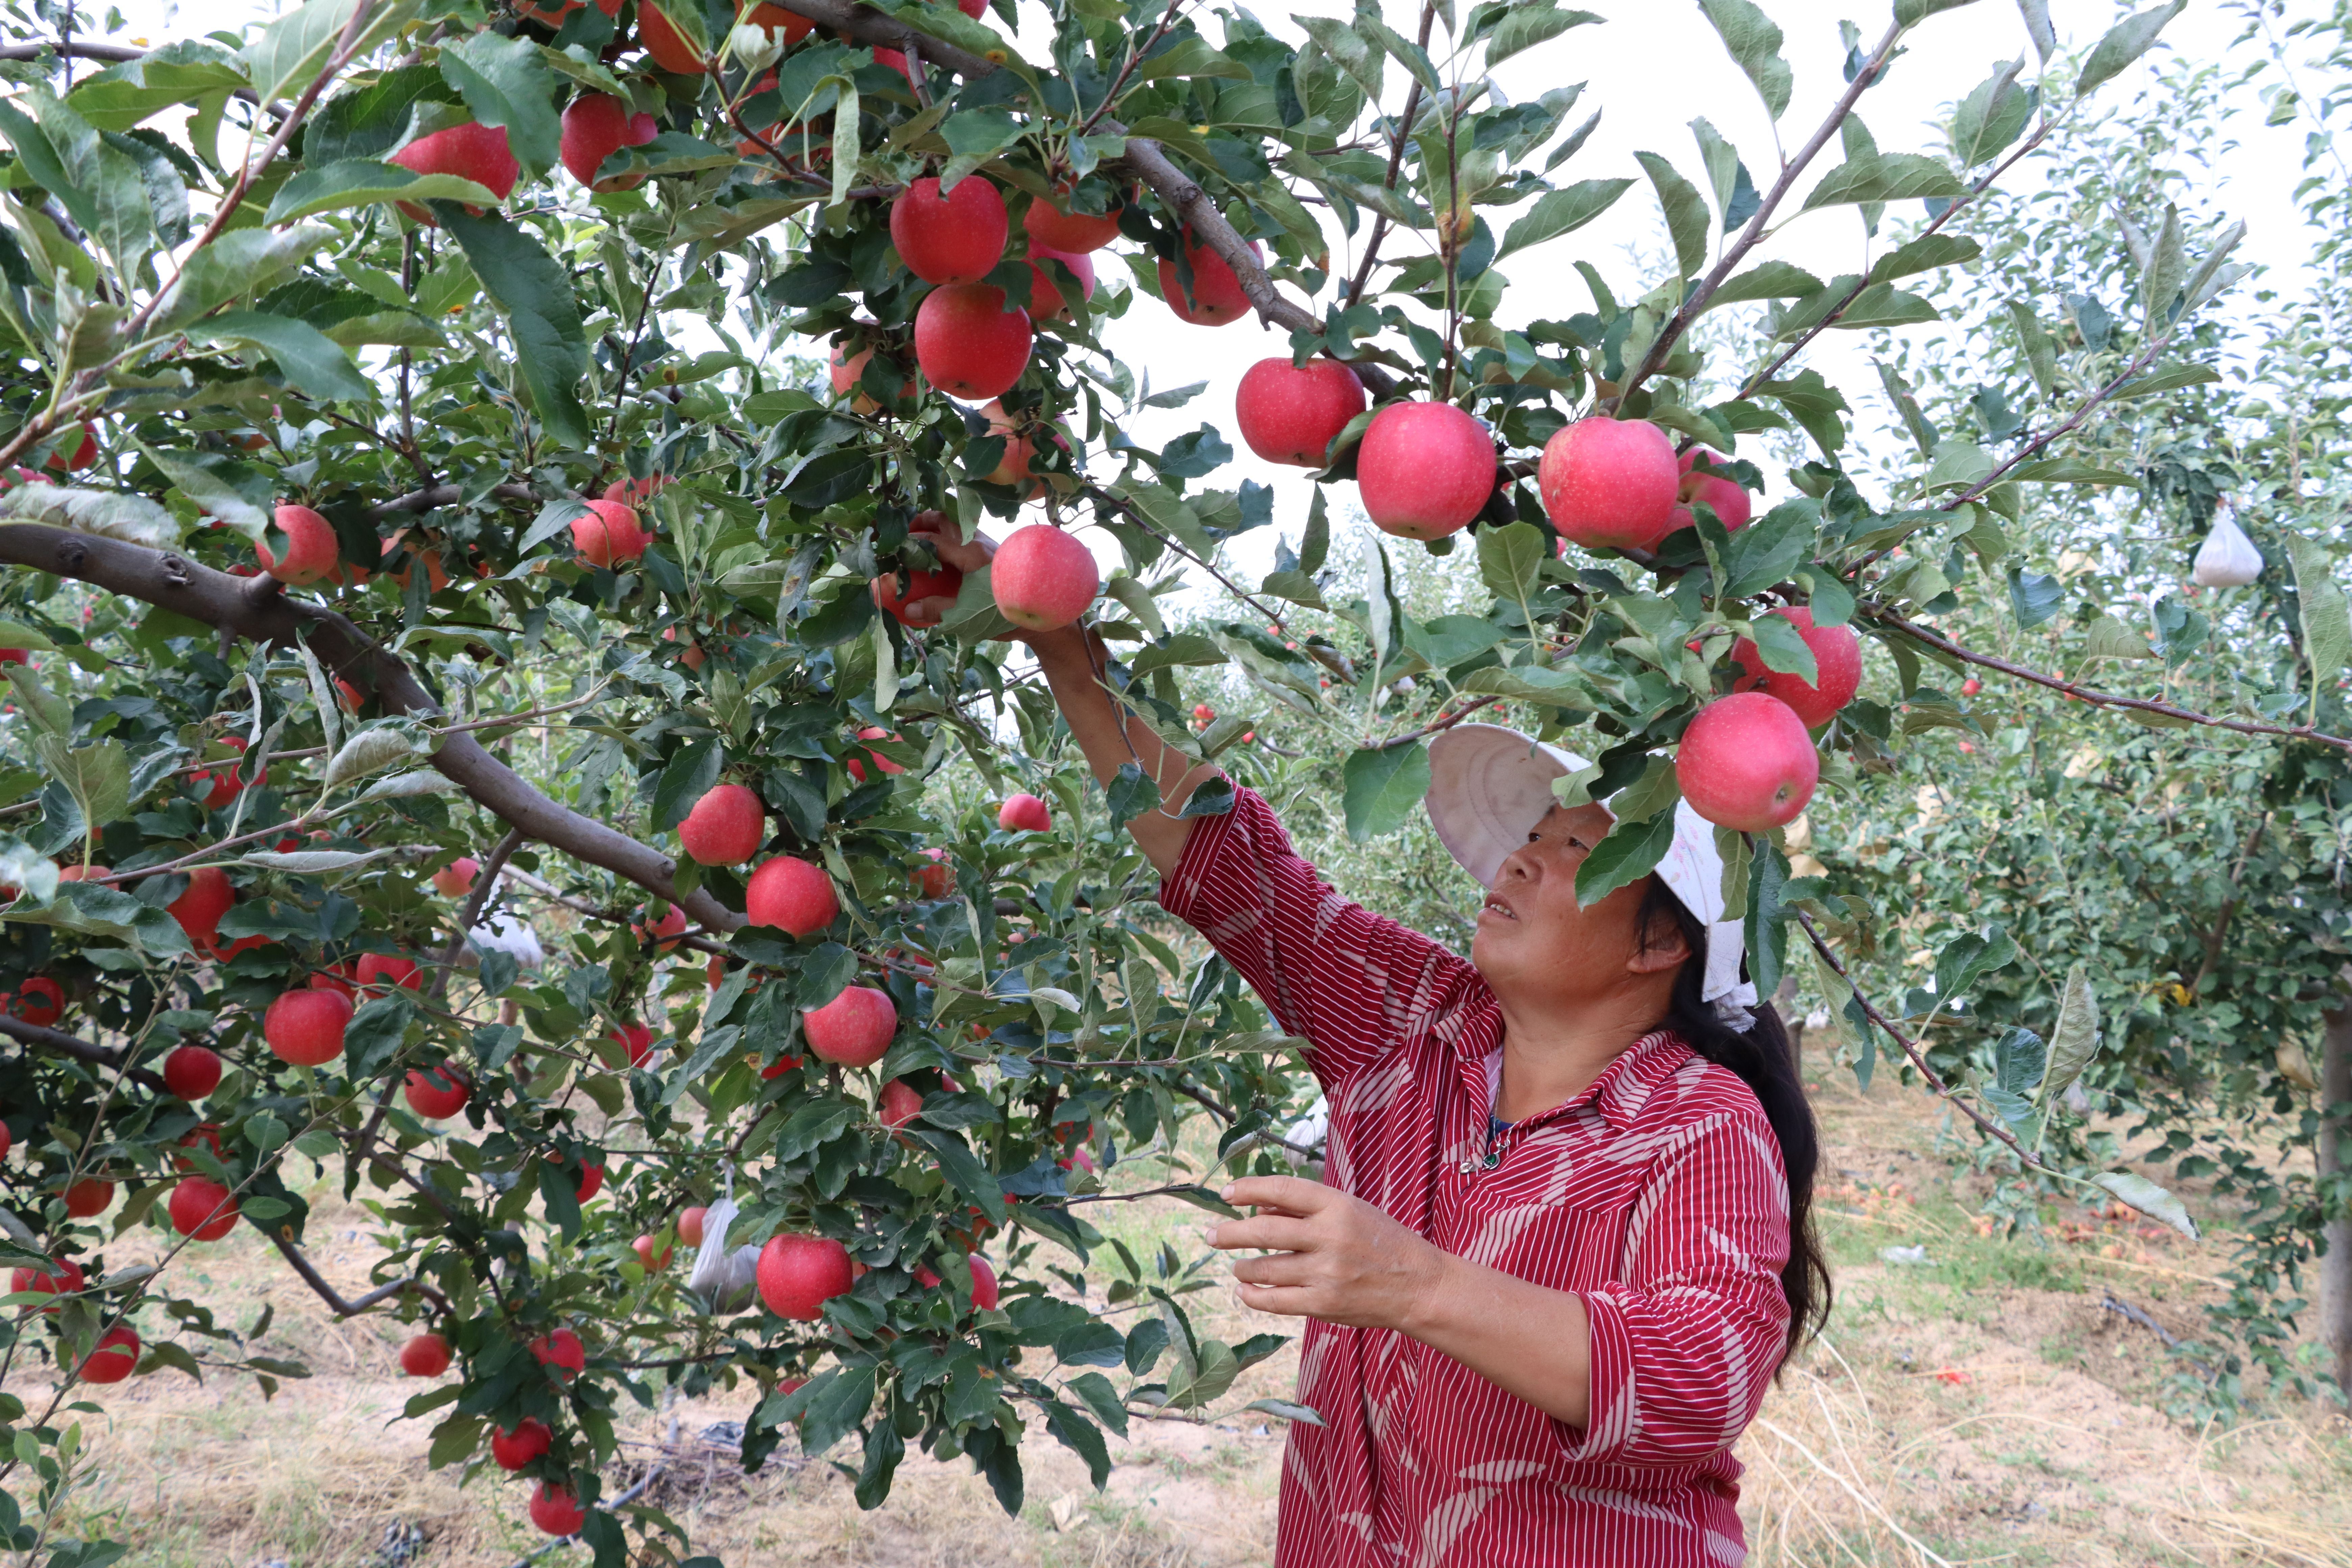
[
  {"xmin": 1157, "ymin": 787, "xmax": 1474, "ymax": 1090},
  {"xmin": 1553, "ymin": 1110, "xmax": 1793, "ymax": 1469}
]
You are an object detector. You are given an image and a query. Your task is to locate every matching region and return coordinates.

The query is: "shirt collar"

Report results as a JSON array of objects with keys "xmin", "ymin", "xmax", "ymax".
[{"xmin": 1471, "ymin": 1018, "xmax": 1692, "ymax": 1134}]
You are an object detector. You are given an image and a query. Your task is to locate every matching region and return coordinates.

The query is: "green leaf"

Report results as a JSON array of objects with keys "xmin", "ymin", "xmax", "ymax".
[
  {"xmin": 1895, "ymin": 0, "xmax": 1983, "ymax": 21},
  {"xmin": 652, "ymin": 736, "xmax": 722, "ymax": 832},
  {"xmin": 66, "ymin": 41, "xmax": 249, "ymax": 132},
  {"xmin": 2077, "ymin": 1, "xmax": 2187, "ymax": 99},
  {"xmin": 2039, "ymin": 964, "xmax": 2100, "ymax": 1103},
  {"xmin": 1825, "ymin": 282, "xmax": 1939, "ymax": 330},
  {"xmin": 437, "ymin": 30, "xmax": 561, "ymax": 174},
  {"xmin": 191, "ymin": 311, "xmax": 374, "ymax": 405},
  {"xmin": 438, "ymin": 208, "xmax": 591, "ymax": 450},
  {"xmin": 1993, "ymin": 1026, "xmax": 2045, "ymax": 1097},
  {"xmin": 2081, "ymin": 612, "xmax": 2155, "ymax": 662},
  {"xmin": 1476, "ymin": 520, "xmax": 1547, "ymax": 602},
  {"xmin": 1575, "ymin": 808, "xmax": 1676, "ymax": 907},
  {"xmin": 1697, "ymin": 0, "xmax": 1792, "ymax": 118},
  {"xmin": 1801, "ymin": 152, "xmax": 1965, "ymax": 210},
  {"xmin": 2007, "ymin": 457, "xmax": 2135, "ymax": 485},
  {"xmin": 2140, "ymin": 202, "xmax": 2186, "ymax": 339},
  {"xmin": 1933, "ymin": 927, "xmax": 2017, "ymax": 1001},
  {"xmin": 245, "ymin": 0, "xmax": 422, "ymax": 112},
  {"xmin": 1950, "ymin": 57, "xmax": 2030, "ymax": 168},
  {"xmin": 265, "ymin": 158, "xmax": 499, "ymax": 224},
  {"xmin": 2289, "ymin": 534, "xmax": 2351, "ymax": 714},
  {"xmin": 33, "ymin": 737, "xmax": 128, "ymax": 826},
  {"xmin": 1721, "ymin": 499, "xmax": 1817, "ymax": 598},
  {"xmin": 2007, "ymin": 567, "xmax": 2061, "ymax": 629},
  {"xmin": 152, "ymin": 226, "xmax": 334, "ymax": 335},
  {"xmin": 1242, "ymin": 1397, "xmax": 1325, "ymax": 1426},
  {"xmin": 913, "ymin": 1130, "xmax": 1007, "ymax": 1225},
  {"xmin": 1607, "ymin": 757, "xmax": 1680, "ymax": 823},
  {"xmin": 1488, "ymin": 5, "xmax": 1601, "ymax": 66},
  {"xmin": 1708, "ymin": 260, "xmax": 1824, "ymax": 308},
  {"xmin": 2113, "ymin": 362, "xmax": 2220, "ymax": 399},
  {"xmin": 2092, "ymin": 1171, "xmax": 2197, "ymax": 1239},
  {"xmin": 1105, "ymin": 763, "xmax": 1161, "ymax": 830},
  {"xmin": 1496, "ymin": 178, "xmax": 1635, "ymax": 259},
  {"xmin": 1132, "ymin": 36, "xmax": 1253, "ymax": 83},
  {"xmin": 1868, "ymin": 233, "xmax": 1982, "ymax": 285},
  {"xmin": 1341, "ymin": 743, "xmax": 1431, "ymax": 843},
  {"xmin": 1293, "ymin": 16, "xmax": 1382, "ymax": 103},
  {"xmin": 1635, "ymin": 152, "xmax": 1710, "ymax": 280},
  {"xmin": 1748, "ymin": 613, "xmax": 1818, "ymax": 684},
  {"xmin": 795, "ymin": 942, "xmax": 856, "ymax": 1011}
]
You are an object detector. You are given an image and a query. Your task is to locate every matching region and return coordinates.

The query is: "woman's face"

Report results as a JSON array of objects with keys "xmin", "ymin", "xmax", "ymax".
[{"xmin": 1470, "ymin": 802, "xmax": 1683, "ymax": 1002}]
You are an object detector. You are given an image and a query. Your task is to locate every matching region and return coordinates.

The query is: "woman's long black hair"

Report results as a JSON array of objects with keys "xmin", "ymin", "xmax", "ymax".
[{"xmin": 1638, "ymin": 881, "xmax": 1831, "ymax": 1368}]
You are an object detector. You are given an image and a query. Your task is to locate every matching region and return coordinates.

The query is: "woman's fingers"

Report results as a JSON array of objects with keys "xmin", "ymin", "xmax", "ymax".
[
  {"xmin": 1204, "ymin": 1214, "xmax": 1316, "ymax": 1253},
  {"xmin": 1229, "ymin": 1251, "xmax": 1317, "ymax": 1289},
  {"xmin": 1223, "ymin": 1175, "xmax": 1330, "ymax": 1215}
]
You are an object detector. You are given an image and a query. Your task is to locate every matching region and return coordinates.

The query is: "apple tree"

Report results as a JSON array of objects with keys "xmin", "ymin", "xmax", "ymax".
[{"xmin": 0, "ymin": 0, "xmax": 2257, "ymax": 1556}]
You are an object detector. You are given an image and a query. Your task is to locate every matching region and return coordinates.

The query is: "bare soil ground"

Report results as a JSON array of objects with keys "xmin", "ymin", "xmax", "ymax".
[{"xmin": 35, "ymin": 1069, "xmax": 2352, "ymax": 1568}]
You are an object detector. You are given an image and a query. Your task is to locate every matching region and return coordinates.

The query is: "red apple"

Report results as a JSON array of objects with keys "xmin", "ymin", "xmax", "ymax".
[
  {"xmin": 430, "ymin": 856, "xmax": 480, "ymax": 898},
  {"xmin": 1675, "ymin": 692, "xmax": 1819, "ymax": 833},
  {"xmin": 193, "ymin": 736, "xmax": 263, "ymax": 809},
  {"xmin": 1357, "ymin": 402, "xmax": 1495, "ymax": 541},
  {"xmin": 746, "ymin": 856, "xmax": 839, "ymax": 937},
  {"xmin": 604, "ymin": 472, "xmax": 667, "ymax": 508},
  {"xmin": 1540, "ymin": 417, "xmax": 1679, "ymax": 552},
  {"xmin": 10, "ymin": 1256, "xmax": 83, "ymax": 1307},
  {"xmin": 530, "ymin": 1481, "xmax": 586, "ymax": 1537},
  {"xmin": 609, "ymin": 1022, "xmax": 654, "ymax": 1068},
  {"xmin": 680, "ymin": 783, "xmax": 765, "ymax": 865},
  {"xmin": 560, "ymin": 93, "xmax": 658, "ymax": 190},
  {"xmin": 490, "ymin": 1418, "xmax": 552, "ymax": 1470},
  {"xmin": 174, "ymin": 1124, "xmax": 225, "ymax": 1172},
  {"xmin": 390, "ymin": 123, "xmax": 519, "ymax": 223},
  {"xmin": 80, "ymin": 1325, "xmax": 139, "ymax": 1383},
  {"xmin": 46, "ymin": 422, "xmax": 98, "ymax": 472},
  {"xmin": 530, "ymin": 1326, "xmax": 586, "ymax": 1377},
  {"xmin": 5, "ymin": 976, "xmax": 62, "ymax": 1029},
  {"xmin": 878, "ymin": 1078, "xmax": 923, "ymax": 1128},
  {"xmin": 831, "ymin": 338, "xmax": 880, "ymax": 413},
  {"xmin": 871, "ymin": 526, "xmax": 964, "ymax": 628},
  {"xmin": 998, "ymin": 793, "xmax": 1051, "ymax": 833},
  {"xmin": 1024, "ymin": 246, "xmax": 1097, "ymax": 321},
  {"xmin": 576, "ymin": 1162, "xmax": 604, "ymax": 1202},
  {"xmin": 168, "ymin": 1175, "xmax": 239, "ymax": 1241},
  {"xmin": 1962, "ymin": 677, "xmax": 1983, "ymax": 696},
  {"xmin": 572, "ymin": 499, "xmax": 648, "ymax": 567},
  {"xmin": 844, "ymin": 727, "xmax": 905, "ymax": 787},
  {"xmin": 1727, "ymin": 608, "xmax": 1863, "ymax": 729},
  {"xmin": 912, "ymin": 847, "xmax": 953, "ymax": 899},
  {"xmin": 400, "ymin": 1332, "xmax": 452, "ymax": 1376},
  {"xmin": 757, "ymin": 1050, "xmax": 803, "ymax": 1079},
  {"xmin": 1158, "ymin": 229, "xmax": 1256, "ymax": 325},
  {"xmin": 256, "ymin": 504, "xmax": 339, "ymax": 586},
  {"xmin": 162, "ymin": 1044, "xmax": 223, "ymax": 1101},
  {"xmin": 355, "ymin": 953, "xmax": 423, "ymax": 993},
  {"xmin": 1192, "ymin": 703, "xmax": 1214, "ymax": 722},
  {"xmin": 264, "ymin": 988, "xmax": 351, "ymax": 1067},
  {"xmin": 677, "ymin": 1206, "xmax": 708, "ymax": 1247},
  {"xmin": 633, "ymin": 1234, "xmax": 671, "ymax": 1271},
  {"xmin": 803, "ymin": 985, "xmax": 896, "ymax": 1067},
  {"xmin": 61, "ymin": 1178, "xmax": 111, "ymax": 1218},
  {"xmin": 1235, "ymin": 357, "xmax": 1368, "ymax": 468},
  {"xmin": 633, "ymin": 903, "xmax": 687, "ymax": 951},
  {"xmin": 637, "ymin": 1, "xmax": 709, "ymax": 72},
  {"xmin": 1025, "ymin": 197, "xmax": 1121, "ymax": 254},
  {"xmin": 889, "ymin": 176, "xmax": 1008, "ymax": 285},
  {"xmin": 757, "ymin": 1232, "xmax": 855, "ymax": 1320},
  {"xmin": 1674, "ymin": 447, "xmax": 1754, "ymax": 533},
  {"xmin": 405, "ymin": 1062, "xmax": 471, "ymax": 1119},
  {"xmin": 913, "ymin": 1253, "xmax": 999, "ymax": 1309},
  {"xmin": 309, "ymin": 963, "xmax": 357, "ymax": 1001},
  {"xmin": 914, "ymin": 284, "xmax": 1033, "ymax": 401},
  {"xmin": 990, "ymin": 524, "xmax": 1096, "ymax": 630}
]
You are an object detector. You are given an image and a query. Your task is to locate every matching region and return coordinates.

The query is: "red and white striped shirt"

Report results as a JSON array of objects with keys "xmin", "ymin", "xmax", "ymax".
[{"xmin": 1160, "ymin": 788, "xmax": 1791, "ymax": 1567}]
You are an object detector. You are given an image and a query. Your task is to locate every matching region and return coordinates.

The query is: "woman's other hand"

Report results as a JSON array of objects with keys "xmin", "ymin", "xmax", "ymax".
[{"xmin": 1205, "ymin": 1176, "xmax": 1452, "ymax": 1333}]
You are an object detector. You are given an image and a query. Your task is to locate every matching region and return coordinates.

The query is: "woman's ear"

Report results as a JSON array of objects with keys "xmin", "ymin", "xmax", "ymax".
[{"xmin": 1625, "ymin": 888, "xmax": 1689, "ymax": 977}]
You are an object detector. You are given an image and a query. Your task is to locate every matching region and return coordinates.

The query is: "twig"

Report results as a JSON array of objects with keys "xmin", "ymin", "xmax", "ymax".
[
  {"xmin": 432, "ymin": 826, "xmax": 529, "ymax": 1001},
  {"xmin": 271, "ymin": 1231, "xmax": 450, "ymax": 1318},
  {"xmin": 1866, "ymin": 607, "xmax": 2352, "ymax": 755},
  {"xmin": 1618, "ymin": 20, "xmax": 1904, "ymax": 400},
  {"xmin": 0, "ymin": 1014, "xmax": 168, "ymax": 1092}
]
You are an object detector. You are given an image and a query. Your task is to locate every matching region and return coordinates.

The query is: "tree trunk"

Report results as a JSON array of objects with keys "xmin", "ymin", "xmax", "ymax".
[{"xmin": 2321, "ymin": 1006, "xmax": 2352, "ymax": 1411}]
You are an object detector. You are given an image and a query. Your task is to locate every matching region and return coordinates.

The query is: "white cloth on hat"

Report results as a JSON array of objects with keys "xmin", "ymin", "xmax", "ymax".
[{"xmin": 1424, "ymin": 723, "xmax": 1758, "ymax": 1029}]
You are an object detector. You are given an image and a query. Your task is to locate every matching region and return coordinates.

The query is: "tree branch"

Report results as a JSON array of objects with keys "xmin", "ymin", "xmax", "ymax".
[
  {"xmin": 1619, "ymin": 20, "xmax": 1904, "ymax": 401},
  {"xmin": 0, "ymin": 523, "xmax": 744, "ymax": 933},
  {"xmin": 1866, "ymin": 605, "xmax": 2352, "ymax": 755},
  {"xmin": 270, "ymin": 1231, "xmax": 450, "ymax": 1318},
  {"xmin": 0, "ymin": 1014, "xmax": 167, "ymax": 1092}
]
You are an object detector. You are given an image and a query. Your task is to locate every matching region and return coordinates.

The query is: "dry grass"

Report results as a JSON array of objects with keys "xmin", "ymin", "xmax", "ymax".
[{"xmin": 25, "ymin": 1070, "xmax": 2352, "ymax": 1567}]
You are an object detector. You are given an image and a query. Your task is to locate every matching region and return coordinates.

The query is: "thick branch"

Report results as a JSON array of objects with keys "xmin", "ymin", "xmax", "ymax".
[
  {"xmin": 0, "ymin": 523, "xmax": 744, "ymax": 933},
  {"xmin": 1867, "ymin": 606, "xmax": 2352, "ymax": 755},
  {"xmin": 1620, "ymin": 21, "xmax": 1904, "ymax": 399},
  {"xmin": 372, "ymin": 481, "xmax": 539, "ymax": 517},
  {"xmin": 271, "ymin": 1231, "xmax": 449, "ymax": 1318},
  {"xmin": 0, "ymin": 1014, "xmax": 167, "ymax": 1092}
]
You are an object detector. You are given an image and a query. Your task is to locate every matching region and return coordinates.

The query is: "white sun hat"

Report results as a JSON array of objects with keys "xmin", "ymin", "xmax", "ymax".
[{"xmin": 1425, "ymin": 722, "xmax": 1758, "ymax": 1028}]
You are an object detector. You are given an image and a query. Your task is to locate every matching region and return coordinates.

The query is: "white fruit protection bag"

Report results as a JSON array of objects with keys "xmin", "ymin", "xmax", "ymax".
[
  {"xmin": 685, "ymin": 1184, "xmax": 763, "ymax": 1314},
  {"xmin": 1424, "ymin": 723, "xmax": 1759, "ymax": 1028}
]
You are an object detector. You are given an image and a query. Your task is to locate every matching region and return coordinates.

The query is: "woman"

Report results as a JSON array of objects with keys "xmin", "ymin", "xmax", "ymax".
[{"xmin": 945, "ymin": 528, "xmax": 1827, "ymax": 1565}]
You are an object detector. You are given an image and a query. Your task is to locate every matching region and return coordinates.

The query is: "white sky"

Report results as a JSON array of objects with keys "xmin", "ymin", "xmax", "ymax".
[{"xmin": 83, "ymin": 0, "xmax": 2317, "ymax": 588}]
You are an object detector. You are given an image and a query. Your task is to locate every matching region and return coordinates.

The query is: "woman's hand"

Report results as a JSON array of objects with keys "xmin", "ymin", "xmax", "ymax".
[{"xmin": 1204, "ymin": 1176, "xmax": 1454, "ymax": 1333}]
